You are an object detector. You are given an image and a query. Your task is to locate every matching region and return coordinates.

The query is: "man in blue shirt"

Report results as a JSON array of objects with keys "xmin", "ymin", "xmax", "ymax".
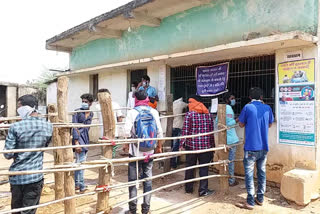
[
  {"xmin": 4, "ymin": 95, "xmax": 53, "ymax": 214},
  {"xmin": 138, "ymin": 75, "xmax": 158, "ymax": 109},
  {"xmin": 72, "ymin": 93, "xmax": 94, "ymax": 193},
  {"xmin": 236, "ymin": 87, "xmax": 274, "ymax": 210}
]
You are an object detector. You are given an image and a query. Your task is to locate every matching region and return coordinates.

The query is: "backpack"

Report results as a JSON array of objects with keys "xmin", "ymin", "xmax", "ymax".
[{"xmin": 134, "ymin": 106, "xmax": 158, "ymax": 152}]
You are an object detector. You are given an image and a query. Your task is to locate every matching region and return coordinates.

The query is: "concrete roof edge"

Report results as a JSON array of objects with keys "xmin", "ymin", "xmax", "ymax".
[
  {"xmin": 58, "ymin": 31, "xmax": 317, "ymax": 77},
  {"xmin": 45, "ymin": 0, "xmax": 155, "ymax": 49}
]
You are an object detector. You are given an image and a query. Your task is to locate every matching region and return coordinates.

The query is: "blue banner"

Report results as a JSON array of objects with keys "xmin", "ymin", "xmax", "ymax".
[{"xmin": 196, "ymin": 63, "xmax": 229, "ymax": 96}]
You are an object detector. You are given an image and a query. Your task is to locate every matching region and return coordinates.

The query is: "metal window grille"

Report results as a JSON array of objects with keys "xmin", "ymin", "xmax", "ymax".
[{"xmin": 170, "ymin": 55, "xmax": 275, "ymax": 114}]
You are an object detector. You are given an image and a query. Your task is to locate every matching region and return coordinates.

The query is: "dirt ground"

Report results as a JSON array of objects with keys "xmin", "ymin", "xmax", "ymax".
[{"xmin": 0, "ymin": 141, "xmax": 319, "ymax": 214}]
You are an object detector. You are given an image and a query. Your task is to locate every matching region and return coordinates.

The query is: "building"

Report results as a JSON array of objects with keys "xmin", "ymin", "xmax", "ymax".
[
  {"xmin": 46, "ymin": 0, "xmax": 320, "ymax": 205},
  {"xmin": 0, "ymin": 81, "xmax": 46, "ymax": 117}
]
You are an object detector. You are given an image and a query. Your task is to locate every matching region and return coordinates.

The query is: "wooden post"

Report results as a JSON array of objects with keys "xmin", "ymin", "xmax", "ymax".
[
  {"xmin": 48, "ymin": 104, "xmax": 64, "ymax": 200},
  {"xmin": 217, "ymin": 104, "xmax": 229, "ymax": 192},
  {"xmin": 96, "ymin": 92, "xmax": 115, "ymax": 213},
  {"xmin": 57, "ymin": 76, "xmax": 76, "ymax": 214},
  {"xmin": 163, "ymin": 94, "xmax": 173, "ymax": 172}
]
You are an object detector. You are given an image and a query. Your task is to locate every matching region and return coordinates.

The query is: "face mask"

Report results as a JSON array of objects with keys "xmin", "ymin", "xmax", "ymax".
[
  {"xmin": 131, "ymin": 87, "xmax": 135, "ymax": 92},
  {"xmin": 142, "ymin": 81, "xmax": 147, "ymax": 87},
  {"xmin": 17, "ymin": 106, "xmax": 34, "ymax": 119},
  {"xmin": 81, "ymin": 103, "xmax": 89, "ymax": 110},
  {"xmin": 230, "ymin": 99, "xmax": 236, "ymax": 106}
]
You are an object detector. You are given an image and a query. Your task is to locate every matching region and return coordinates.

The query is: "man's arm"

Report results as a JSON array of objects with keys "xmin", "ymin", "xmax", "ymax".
[
  {"xmin": 180, "ymin": 113, "xmax": 190, "ymax": 148},
  {"xmin": 269, "ymin": 106, "xmax": 274, "ymax": 128},
  {"xmin": 123, "ymin": 110, "xmax": 135, "ymax": 151},
  {"xmin": 4, "ymin": 126, "xmax": 17, "ymax": 159},
  {"xmin": 238, "ymin": 106, "xmax": 247, "ymax": 128}
]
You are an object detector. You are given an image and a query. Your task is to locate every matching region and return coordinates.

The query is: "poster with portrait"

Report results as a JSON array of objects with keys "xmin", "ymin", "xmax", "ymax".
[
  {"xmin": 278, "ymin": 84, "xmax": 315, "ymax": 146},
  {"xmin": 278, "ymin": 59, "xmax": 314, "ymax": 84}
]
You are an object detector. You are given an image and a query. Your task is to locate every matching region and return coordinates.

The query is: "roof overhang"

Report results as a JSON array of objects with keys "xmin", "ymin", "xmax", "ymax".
[
  {"xmin": 59, "ymin": 31, "xmax": 318, "ymax": 76},
  {"xmin": 46, "ymin": 0, "xmax": 212, "ymax": 52}
]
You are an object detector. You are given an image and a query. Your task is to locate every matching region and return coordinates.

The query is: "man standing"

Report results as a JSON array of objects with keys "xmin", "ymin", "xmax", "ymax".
[
  {"xmin": 124, "ymin": 90, "xmax": 163, "ymax": 214},
  {"xmin": 181, "ymin": 95, "xmax": 215, "ymax": 197},
  {"xmin": 138, "ymin": 75, "xmax": 159, "ymax": 109},
  {"xmin": 127, "ymin": 81, "xmax": 139, "ymax": 109},
  {"xmin": 236, "ymin": 87, "xmax": 274, "ymax": 210},
  {"xmin": 72, "ymin": 93, "xmax": 94, "ymax": 194},
  {"xmin": 4, "ymin": 95, "xmax": 53, "ymax": 214},
  {"xmin": 171, "ymin": 97, "xmax": 187, "ymax": 169}
]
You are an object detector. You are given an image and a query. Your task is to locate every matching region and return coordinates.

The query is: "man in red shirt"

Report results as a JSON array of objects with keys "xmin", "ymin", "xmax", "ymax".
[{"xmin": 181, "ymin": 95, "xmax": 215, "ymax": 197}]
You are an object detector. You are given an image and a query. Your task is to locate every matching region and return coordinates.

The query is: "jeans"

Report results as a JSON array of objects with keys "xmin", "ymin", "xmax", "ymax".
[
  {"xmin": 11, "ymin": 179, "xmax": 44, "ymax": 214},
  {"xmin": 184, "ymin": 147, "xmax": 213, "ymax": 195},
  {"xmin": 228, "ymin": 146, "xmax": 237, "ymax": 185},
  {"xmin": 243, "ymin": 150, "xmax": 268, "ymax": 206},
  {"xmin": 170, "ymin": 128, "xmax": 181, "ymax": 168},
  {"xmin": 128, "ymin": 156, "xmax": 153, "ymax": 214},
  {"xmin": 75, "ymin": 151, "xmax": 87, "ymax": 191}
]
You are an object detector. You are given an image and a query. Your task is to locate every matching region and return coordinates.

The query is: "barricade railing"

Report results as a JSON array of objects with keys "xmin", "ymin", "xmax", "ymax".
[{"xmin": 0, "ymin": 77, "xmax": 239, "ymax": 214}]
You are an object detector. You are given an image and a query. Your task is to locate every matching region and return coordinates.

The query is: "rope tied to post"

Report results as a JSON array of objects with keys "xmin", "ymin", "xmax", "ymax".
[
  {"xmin": 143, "ymin": 153, "xmax": 152, "ymax": 163},
  {"xmin": 100, "ymin": 158, "xmax": 115, "ymax": 177},
  {"xmin": 95, "ymin": 185, "xmax": 111, "ymax": 193}
]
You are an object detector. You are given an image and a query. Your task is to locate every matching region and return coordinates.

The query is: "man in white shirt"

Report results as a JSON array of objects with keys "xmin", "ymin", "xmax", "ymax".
[
  {"xmin": 127, "ymin": 81, "xmax": 138, "ymax": 109},
  {"xmin": 96, "ymin": 89, "xmax": 124, "ymax": 157},
  {"xmin": 171, "ymin": 98, "xmax": 187, "ymax": 168},
  {"xmin": 123, "ymin": 90, "xmax": 163, "ymax": 214}
]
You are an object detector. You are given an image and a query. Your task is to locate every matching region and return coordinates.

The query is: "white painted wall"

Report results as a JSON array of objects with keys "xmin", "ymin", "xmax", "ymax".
[
  {"xmin": 99, "ymin": 69, "xmax": 127, "ymax": 107},
  {"xmin": 6, "ymin": 87, "xmax": 17, "ymax": 117},
  {"xmin": 68, "ymin": 74, "xmax": 90, "ymax": 111},
  {"xmin": 46, "ymin": 82, "xmax": 57, "ymax": 105}
]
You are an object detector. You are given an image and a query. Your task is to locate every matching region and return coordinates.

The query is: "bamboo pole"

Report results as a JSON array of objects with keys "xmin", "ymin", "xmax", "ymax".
[
  {"xmin": 217, "ymin": 104, "xmax": 229, "ymax": 192},
  {"xmin": 163, "ymin": 94, "xmax": 173, "ymax": 172},
  {"xmin": 96, "ymin": 92, "xmax": 115, "ymax": 213},
  {"xmin": 48, "ymin": 104, "xmax": 65, "ymax": 200},
  {"xmin": 57, "ymin": 76, "xmax": 76, "ymax": 214}
]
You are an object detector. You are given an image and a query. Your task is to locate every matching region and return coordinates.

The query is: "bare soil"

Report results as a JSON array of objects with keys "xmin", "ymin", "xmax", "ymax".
[{"xmin": 0, "ymin": 142, "xmax": 319, "ymax": 214}]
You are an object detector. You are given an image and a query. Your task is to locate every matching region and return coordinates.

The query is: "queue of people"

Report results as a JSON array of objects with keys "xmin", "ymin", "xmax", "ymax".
[{"xmin": 3, "ymin": 84, "xmax": 273, "ymax": 213}]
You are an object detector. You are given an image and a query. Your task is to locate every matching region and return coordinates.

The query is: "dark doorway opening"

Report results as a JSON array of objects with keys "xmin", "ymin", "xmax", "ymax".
[{"xmin": 0, "ymin": 86, "xmax": 7, "ymax": 117}]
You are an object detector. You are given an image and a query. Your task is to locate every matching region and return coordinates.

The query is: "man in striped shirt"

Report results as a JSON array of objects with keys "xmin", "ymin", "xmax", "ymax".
[{"xmin": 4, "ymin": 95, "xmax": 53, "ymax": 214}]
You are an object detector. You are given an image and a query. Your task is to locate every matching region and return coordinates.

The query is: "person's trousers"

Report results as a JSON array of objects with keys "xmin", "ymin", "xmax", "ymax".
[
  {"xmin": 228, "ymin": 146, "xmax": 237, "ymax": 185},
  {"xmin": 75, "ymin": 151, "xmax": 87, "ymax": 191},
  {"xmin": 128, "ymin": 156, "xmax": 153, "ymax": 214},
  {"xmin": 170, "ymin": 128, "xmax": 182, "ymax": 168},
  {"xmin": 184, "ymin": 148, "xmax": 213, "ymax": 195},
  {"xmin": 243, "ymin": 150, "xmax": 268, "ymax": 206},
  {"xmin": 11, "ymin": 179, "xmax": 44, "ymax": 214}
]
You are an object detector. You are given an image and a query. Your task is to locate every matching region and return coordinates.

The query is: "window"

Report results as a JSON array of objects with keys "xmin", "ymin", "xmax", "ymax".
[
  {"xmin": 170, "ymin": 55, "xmax": 275, "ymax": 115},
  {"xmin": 89, "ymin": 74, "xmax": 99, "ymax": 100},
  {"xmin": 130, "ymin": 69, "xmax": 147, "ymax": 84}
]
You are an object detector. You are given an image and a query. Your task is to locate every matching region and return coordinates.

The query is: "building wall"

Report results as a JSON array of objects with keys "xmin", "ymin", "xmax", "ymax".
[
  {"xmin": 47, "ymin": 82, "xmax": 57, "ymax": 105},
  {"xmin": 6, "ymin": 87, "xmax": 17, "ymax": 117},
  {"xmin": 68, "ymin": 75, "xmax": 90, "ymax": 112},
  {"xmin": 70, "ymin": 0, "xmax": 318, "ymax": 70}
]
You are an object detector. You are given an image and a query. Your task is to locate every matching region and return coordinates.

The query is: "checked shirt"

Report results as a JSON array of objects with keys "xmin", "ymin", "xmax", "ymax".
[
  {"xmin": 4, "ymin": 116, "xmax": 53, "ymax": 185},
  {"xmin": 181, "ymin": 111, "xmax": 215, "ymax": 150}
]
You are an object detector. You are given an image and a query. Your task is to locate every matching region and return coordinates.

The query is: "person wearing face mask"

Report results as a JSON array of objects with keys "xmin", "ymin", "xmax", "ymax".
[
  {"xmin": 4, "ymin": 95, "xmax": 53, "ymax": 213},
  {"xmin": 216, "ymin": 92, "xmax": 240, "ymax": 187},
  {"xmin": 72, "ymin": 93, "xmax": 94, "ymax": 194},
  {"xmin": 138, "ymin": 75, "xmax": 159, "ymax": 109},
  {"xmin": 127, "ymin": 81, "xmax": 138, "ymax": 109}
]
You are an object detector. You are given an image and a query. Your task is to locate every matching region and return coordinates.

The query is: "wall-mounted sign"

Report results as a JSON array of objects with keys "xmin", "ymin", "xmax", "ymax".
[
  {"xmin": 278, "ymin": 59, "xmax": 314, "ymax": 84},
  {"xmin": 196, "ymin": 63, "xmax": 229, "ymax": 96},
  {"xmin": 278, "ymin": 84, "xmax": 315, "ymax": 146},
  {"xmin": 284, "ymin": 50, "xmax": 303, "ymax": 61}
]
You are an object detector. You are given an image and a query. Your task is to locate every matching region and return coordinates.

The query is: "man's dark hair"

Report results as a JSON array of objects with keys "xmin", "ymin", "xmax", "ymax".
[
  {"xmin": 142, "ymin": 75, "xmax": 150, "ymax": 82},
  {"xmin": 98, "ymin": 88, "xmax": 110, "ymax": 94},
  {"xmin": 18, "ymin": 95, "xmax": 38, "ymax": 108},
  {"xmin": 223, "ymin": 92, "xmax": 234, "ymax": 104},
  {"xmin": 132, "ymin": 81, "xmax": 138, "ymax": 88},
  {"xmin": 135, "ymin": 90, "xmax": 148, "ymax": 101},
  {"xmin": 80, "ymin": 93, "xmax": 94, "ymax": 103},
  {"xmin": 249, "ymin": 87, "xmax": 263, "ymax": 100}
]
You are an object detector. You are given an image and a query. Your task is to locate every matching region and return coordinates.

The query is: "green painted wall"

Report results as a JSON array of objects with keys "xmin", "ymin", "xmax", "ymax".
[{"xmin": 70, "ymin": 0, "xmax": 318, "ymax": 70}]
